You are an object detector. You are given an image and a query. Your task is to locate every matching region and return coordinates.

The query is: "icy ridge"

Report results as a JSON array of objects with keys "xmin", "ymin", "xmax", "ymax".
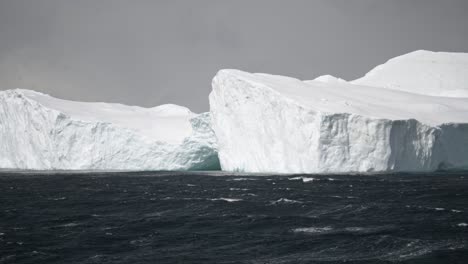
[
  {"xmin": 209, "ymin": 69, "xmax": 468, "ymax": 173},
  {"xmin": 0, "ymin": 89, "xmax": 219, "ymax": 170},
  {"xmin": 352, "ymin": 50, "xmax": 468, "ymax": 98}
]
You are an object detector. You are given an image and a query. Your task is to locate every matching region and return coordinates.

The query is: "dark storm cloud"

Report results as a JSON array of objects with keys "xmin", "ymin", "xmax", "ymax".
[{"xmin": 1, "ymin": 0, "xmax": 468, "ymax": 112}]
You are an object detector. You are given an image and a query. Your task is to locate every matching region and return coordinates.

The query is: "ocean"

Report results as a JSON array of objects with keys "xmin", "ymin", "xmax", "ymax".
[{"xmin": 1, "ymin": 171, "xmax": 467, "ymax": 263}]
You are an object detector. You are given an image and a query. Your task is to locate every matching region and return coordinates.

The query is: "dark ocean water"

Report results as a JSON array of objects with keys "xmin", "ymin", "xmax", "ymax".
[{"xmin": 0, "ymin": 171, "xmax": 467, "ymax": 264}]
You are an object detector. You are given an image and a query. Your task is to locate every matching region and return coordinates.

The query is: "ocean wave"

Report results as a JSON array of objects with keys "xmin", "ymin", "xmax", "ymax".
[
  {"xmin": 293, "ymin": 227, "xmax": 333, "ymax": 234},
  {"xmin": 288, "ymin": 177, "xmax": 316, "ymax": 182},
  {"xmin": 293, "ymin": 225, "xmax": 395, "ymax": 235},
  {"xmin": 329, "ymin": 195, "xmax": 358, "ymax": 199},
  {"xmin": 271, "ymin": 198, "xmax": 303, "ymax": 204},
  {"xmin": 209, "ymin": 198, "xmax": 243, "ymax": 203},
  {"xmin": 407, "ymin": 205, "xmax": 464, "ymax": 213},
  {"xmin": 229, "ymin": 188, "xmax": 249, "ymax": 191},
  {"xmin": 47, "ymin": 197, "xmax": 67, "ymax": 201},
  {"xmin": 228, "ymin": 178, "xmax": 257, "ymax": 181},
  {"xmin": 57, "ymin": 222, "xmax": 79, "ymax": 228}
]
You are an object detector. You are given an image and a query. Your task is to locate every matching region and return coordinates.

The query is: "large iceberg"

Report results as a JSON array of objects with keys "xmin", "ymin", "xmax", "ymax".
[
  {"xmin": 0, "ymin": 89, "xmax": 219, "ymax": 170},
  {"xmin": 2, "ymin": 50, "xmax": 468, "ymax": 173},
  {"xmin": 209, "ymin": 51, "xmax": 468, "ymax": 173}
]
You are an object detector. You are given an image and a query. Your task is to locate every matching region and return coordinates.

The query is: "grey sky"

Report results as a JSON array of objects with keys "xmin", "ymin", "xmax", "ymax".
[{"xmin": 1, "ymin": 0, "xmax": 467, "ymax": 112}]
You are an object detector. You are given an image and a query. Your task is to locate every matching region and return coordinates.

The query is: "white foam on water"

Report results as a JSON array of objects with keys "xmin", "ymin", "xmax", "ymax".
[
  {"xmin": 210, "ymin": 198, "xmax": 243, "ymax": 203},
  {"xmin": 293, "ymin": 227, "xmax": 334, "ymax": 234},
  {"xmin": 272, "ymin": 198, "xmax": 303, "ymax": 204}
]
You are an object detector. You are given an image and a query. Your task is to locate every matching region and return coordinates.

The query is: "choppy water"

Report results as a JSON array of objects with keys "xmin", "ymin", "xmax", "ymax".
[{"xmin": 1, "ymin": 171, "xmax": 467, "ymax": 263}]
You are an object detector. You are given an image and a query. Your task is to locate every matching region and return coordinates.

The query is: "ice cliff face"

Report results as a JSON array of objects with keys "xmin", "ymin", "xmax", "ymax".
[
  {"xmin": 0, "ymin": 89, "xmax": 219, "ymax": 170},
  {"xmin": 209, "ymin": 51, "xmax": 468, "ymax": 173}
]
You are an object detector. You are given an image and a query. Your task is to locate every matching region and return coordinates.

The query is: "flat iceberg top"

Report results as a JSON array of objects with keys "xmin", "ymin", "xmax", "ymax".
[
  {"xmin": 352, "ymin": 50, "xmax": 468, "ymax": 98},
  {"xmin": 216, "ymin": 69, "xmax": 468, "ymax": 126},
  {"xmin": 13, "ymin": 89, "xmax": 194, "ymax": 143}
]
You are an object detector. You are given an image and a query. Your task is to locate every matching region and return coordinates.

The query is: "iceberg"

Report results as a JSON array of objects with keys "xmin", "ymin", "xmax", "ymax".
[
  {"xmin": 0, "ymin": 89, "xmax": 219, "ymax": 170},
  {"xmin": 2, "ymin": 50, "xmax": 467, "ymax": 173},
  {"xmin": 209, "ymin": 51, "xmax": 468, "ymax": 173}
]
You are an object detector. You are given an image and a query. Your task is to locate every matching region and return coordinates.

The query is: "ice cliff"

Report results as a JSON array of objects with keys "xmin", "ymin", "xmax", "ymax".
[
  {"xmin": 0, "ymin": 89, "xmax": 219, "ymax": 170},
  {"xmin": 209, "ymin": 51, "xmax": 468, "ymax": 173}
]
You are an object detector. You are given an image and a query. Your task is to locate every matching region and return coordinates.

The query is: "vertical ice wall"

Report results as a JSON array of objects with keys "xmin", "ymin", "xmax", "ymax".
[
  {"xmin": 209, "ymin": 67, "xmax": 468, "ymax": 173},
  {"xmin": 0, "ymin": 89, "xmax": 219, "ymax": 170}
]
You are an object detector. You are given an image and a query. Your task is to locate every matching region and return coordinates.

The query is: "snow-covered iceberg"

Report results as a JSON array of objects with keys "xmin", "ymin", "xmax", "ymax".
[
  {"xmin": 209, "ymin": 51, "xmax": 468, "ymax": 173},
  {"xmin": 0, "ymin": 89, "xmax": 219, "ymax": 170},
  {"xmin": 2, "ymin": 50, "xmax": 467, "ymax": 173}
]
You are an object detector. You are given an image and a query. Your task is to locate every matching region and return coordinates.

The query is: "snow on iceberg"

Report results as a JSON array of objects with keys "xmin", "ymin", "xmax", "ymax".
[
  {"xmin": 0, "ymin": 89, "xmax": 219, "ymax": 170},
  {"xmin": 307, "ymin": 74, "xmax": 346, "ymax": 84},
  {"xmin": 352, "ymin": 50, "xmax": 468, "ymax": 98},
  {"xmin": 209, "ymin": 52, "xmax": 468, "ymax": 173}
]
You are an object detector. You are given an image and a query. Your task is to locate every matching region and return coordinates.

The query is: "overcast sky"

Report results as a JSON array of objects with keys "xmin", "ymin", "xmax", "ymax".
[{"xmin": 1, "ymin": 0, "xmax": 467, "ymax": 112}]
